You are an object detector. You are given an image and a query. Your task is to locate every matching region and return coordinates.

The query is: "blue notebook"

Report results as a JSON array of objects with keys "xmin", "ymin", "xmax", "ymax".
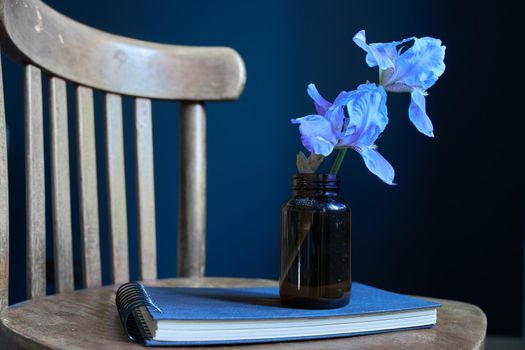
[{"xmin": 116, "ymin": 282, "xmax": 440, "ymax": 346}]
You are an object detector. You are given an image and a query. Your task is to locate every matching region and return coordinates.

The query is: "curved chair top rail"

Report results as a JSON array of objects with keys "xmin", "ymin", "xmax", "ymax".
[{"xmin": 0, "ymin": 0, "xmax": 246, "ymax": 100}]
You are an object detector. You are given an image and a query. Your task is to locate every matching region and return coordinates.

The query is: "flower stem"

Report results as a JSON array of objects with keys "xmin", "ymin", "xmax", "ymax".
[
  {"xmin": 330, "ymin": 148, "xmax": 348, "ymax": 174},
  {"xmin": 279, "ymin": 215, "xmax": 311, "ymax": 285}
]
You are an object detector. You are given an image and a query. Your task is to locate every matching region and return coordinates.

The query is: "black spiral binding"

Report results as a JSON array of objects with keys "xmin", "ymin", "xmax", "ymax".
[{"xmin": 116, "ymin": 282, "xmax": 161, "ymax": 343}]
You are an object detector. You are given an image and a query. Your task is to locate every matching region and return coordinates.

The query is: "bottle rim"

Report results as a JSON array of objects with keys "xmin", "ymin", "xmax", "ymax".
[{"xmin": 292, "ymin": 173, "xmax": 339, "ymax": 190}]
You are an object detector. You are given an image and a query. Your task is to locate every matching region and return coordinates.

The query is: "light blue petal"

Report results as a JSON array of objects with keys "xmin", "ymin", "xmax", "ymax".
[
  {"xmin": 353, "ymin": 30, "xmax": 414, "ymax": 72},
  {"xmin": 408, "ymin": 89, "xmax": 434, "ymax": 137},
  {"xmin": 384, "ymin": 37, "xmax": 446, "ymax": 91},
  {"xmin": 338, "ymin": 83, "xmax": 388, "ymax": 147},
  {"xmin": 353, "ymin": 30, "xmax": 397, "ymax": 70},
  {"xmin": 355, "ymin": 146, "xmax": 396, "ymax": 185},
  {"xmin": 325, "ymin": 105, "xmax": 346, "ymax": 136},
  {"xmin": 291, "ymin": 115, "xmax": 338, "ymax": 156},
  {"xmin": 333, "ymin": 90, "xmax": 352, "ymax": 105},
  {"xmin": 307, "ymin": 84, "xmax": 332, "ymax": 115}
]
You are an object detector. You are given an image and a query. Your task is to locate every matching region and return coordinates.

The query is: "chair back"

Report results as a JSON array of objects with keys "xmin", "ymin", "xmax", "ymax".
[{"xmin": 0, "ymin": 0, "xmax": 245, "ymax": 308}]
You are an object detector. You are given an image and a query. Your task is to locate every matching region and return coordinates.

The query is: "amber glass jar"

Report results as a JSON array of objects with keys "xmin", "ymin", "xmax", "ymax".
[{"xmin": 280, "ymin": 173, "xmax": 352, "ymax": 309}]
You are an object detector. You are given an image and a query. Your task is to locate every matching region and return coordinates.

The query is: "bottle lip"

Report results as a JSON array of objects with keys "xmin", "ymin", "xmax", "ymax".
[{"xmin": 292, "ymin": 173, "xmax": 339, "ymax": 190}]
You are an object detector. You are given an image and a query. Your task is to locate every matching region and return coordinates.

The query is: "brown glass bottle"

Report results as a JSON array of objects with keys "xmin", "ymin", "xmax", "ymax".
[{"xmin": 280, "ymin": 173, "xmax": 351, "ymax": 309}]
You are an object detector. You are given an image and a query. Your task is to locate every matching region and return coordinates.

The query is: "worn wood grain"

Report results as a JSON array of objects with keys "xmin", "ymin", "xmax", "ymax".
[
  {"xmin": 105, "ymin": 93, "xmax": 129, "ymax": 284},
  {"xmin": 0, "ymin": 278, "xmax": 487, "ymax": 350},
  {"xmin": 134, "ymin": 98, "xmax": 157, "ymax": 281},
  {"xmin": 24, "ymin": 64, "xmax": 46, "ymax": 299},
  {"xmin": 49, "ymin": 77, "xmax": 74, "ymax": 293},
  {"xmin": 178, "ymin": 103, "xmax": 206, "ymax": 278},
  {"xmin": 76, "ymin": 86, "xmax": 102, "ymax": 288},
  {"xmin": 0, "ymin": 0, "xmax": 245, "ymax": 100},
  {"xmin": 0, "ymin": 51, "xmax": 9, "ymax": 309}
]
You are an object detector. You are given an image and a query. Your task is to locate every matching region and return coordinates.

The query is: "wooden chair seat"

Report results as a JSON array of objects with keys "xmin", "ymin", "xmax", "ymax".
[{"xmin": 0, "ymin": 277, "xmax": 486, "ymax": 350}]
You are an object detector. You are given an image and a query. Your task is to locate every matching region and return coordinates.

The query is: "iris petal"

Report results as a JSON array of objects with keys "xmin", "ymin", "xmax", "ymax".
[
  {"xmin": 333, "ymin": 90, "xmax": 352, "ymax": 105},
  {"xmin": 355, "ymin": 146, "xmax": 396, "ymax": 185},
  {"xmin": 386, "ymin": 37, "xmax": 446, "ymax": 91},
  {"xmin": 307, "ymin": 84, "xmax": 332, "ymax": 115},
  {"xmin": 325, "ymin": 105, "xmax": 346, "ymax": 136},
  {"xmin": 291, "ymin": 115, "xmax": 338, "ymax": 156},
  {"xmin": 353, "ymin": 30, "xmax": 413, "ymax": 71},
  {"xmin": 353, "ymin": 30, "xmax": 396, "ymax": 70},
  {"xmin": 408, "ymin": 89, "xmax": 434, "ymax": 137},
  {"xmin": 338, "ymin": 83, "xmax": 388, "ymax": 147}
]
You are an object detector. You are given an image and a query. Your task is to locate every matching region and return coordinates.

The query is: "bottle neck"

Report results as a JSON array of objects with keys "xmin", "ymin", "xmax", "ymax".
[{"xmin": 292, "ymin": 173, "xmax": 340, "ymax": 196}]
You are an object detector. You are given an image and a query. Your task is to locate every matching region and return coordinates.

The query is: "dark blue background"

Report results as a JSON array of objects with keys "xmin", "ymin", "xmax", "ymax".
[{"xmin": 2, "ymin": 0, "xmax": 522, "ymax": 336}]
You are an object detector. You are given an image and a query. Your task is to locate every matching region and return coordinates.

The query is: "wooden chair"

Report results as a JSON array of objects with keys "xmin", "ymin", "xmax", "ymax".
[{"xmin": 0, "ymin": 0, "xmax": 486, "ymax": 348}]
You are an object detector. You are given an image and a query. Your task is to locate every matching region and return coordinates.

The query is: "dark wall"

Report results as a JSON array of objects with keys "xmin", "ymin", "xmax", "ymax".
[{"xmin": 2, "ymin": 0, "xmax": 522, "ymax": 336}]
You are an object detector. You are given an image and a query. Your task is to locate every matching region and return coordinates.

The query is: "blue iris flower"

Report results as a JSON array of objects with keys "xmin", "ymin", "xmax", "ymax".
[
  {"xmin": 292, "ymin": 83, "xmax": 395, "ymax": 185},
  {"xmin": 353, "ymin": 30, "xmax": 446, "ymax": 137}
]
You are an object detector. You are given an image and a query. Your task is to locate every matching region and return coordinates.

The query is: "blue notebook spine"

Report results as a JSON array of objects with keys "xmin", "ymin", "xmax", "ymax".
[{"xmin": 116, "ymin": 282, "xmax": 159, "ymax": 343}]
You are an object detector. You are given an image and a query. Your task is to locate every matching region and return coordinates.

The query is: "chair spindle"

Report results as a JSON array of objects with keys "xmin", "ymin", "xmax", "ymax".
[
  {"xmin": 49, "ymin": 77, "xmax": 74, "ymax": 293},
  {"xmin": 24, "ymin": 64, "xmax": 46, "ymax": 298},
  {"xmin": 178, "ymin": 102, "xmax": 206, "ymax": 278},
  {"xmin": 104, "ymin": 93, "xmax": 129, "ymax": 284},
  {"xmin": 134, "ymin": 98, "xmax": 157, "ymax": 281},
  {"xmin": 76, "ymin": 86, "xmax": 102, "ymax": 288}
]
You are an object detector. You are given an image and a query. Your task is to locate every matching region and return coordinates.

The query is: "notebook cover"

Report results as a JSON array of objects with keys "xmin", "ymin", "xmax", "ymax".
[{"xmin": 116, "ymin": 282, "xmax": 440, "ymax": 346}]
